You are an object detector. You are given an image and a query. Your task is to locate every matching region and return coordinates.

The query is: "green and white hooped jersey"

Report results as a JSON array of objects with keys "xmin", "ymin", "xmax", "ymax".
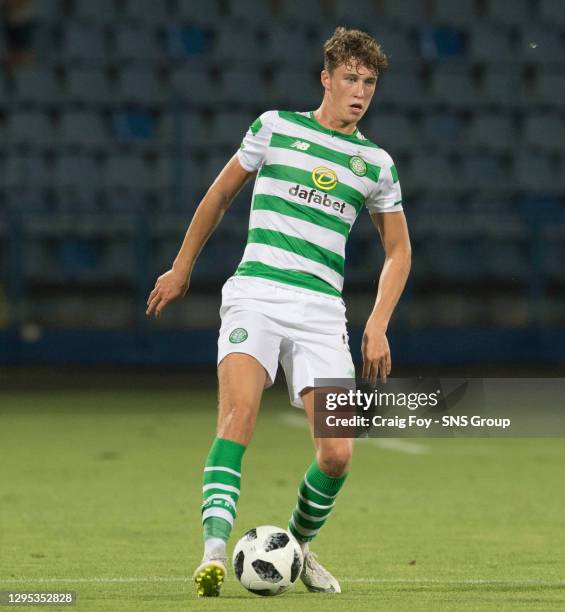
[{"xmin": 235, "ymin": 110, "xmax": 403, "ymax": 298}]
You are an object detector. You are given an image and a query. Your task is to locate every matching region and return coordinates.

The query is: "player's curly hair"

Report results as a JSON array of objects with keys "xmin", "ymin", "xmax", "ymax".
[{"xmin": 324, "ymin": 27, "xmax": 388, "ymax": 77}]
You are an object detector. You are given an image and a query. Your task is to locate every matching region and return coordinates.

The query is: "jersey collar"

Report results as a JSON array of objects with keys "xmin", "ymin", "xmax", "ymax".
[{"xmin": 309, "ymin": 111, "xmax": 361, "ymax": 141}]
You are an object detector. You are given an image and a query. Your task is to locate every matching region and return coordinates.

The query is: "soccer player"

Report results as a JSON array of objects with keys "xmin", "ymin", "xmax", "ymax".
[{"xmin": 146, "ymin": 27, "xmax": 411, "ymax": 596}]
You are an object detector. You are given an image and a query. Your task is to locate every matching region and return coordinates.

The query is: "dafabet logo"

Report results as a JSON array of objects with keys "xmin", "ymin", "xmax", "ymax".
[{"xmin": 311, "ymin": 166, "xmax": 338, "ymax": 191}]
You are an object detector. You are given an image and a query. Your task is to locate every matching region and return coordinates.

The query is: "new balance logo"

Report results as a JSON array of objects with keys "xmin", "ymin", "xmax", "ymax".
[{"xmin": 290, "ymin": 140, "xmax": 310, "ymax": 151}]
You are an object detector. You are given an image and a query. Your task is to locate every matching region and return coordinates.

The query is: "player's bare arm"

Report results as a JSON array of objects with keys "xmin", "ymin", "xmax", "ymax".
[
  {"xmin": 146, "ymin": 156, "xmax": 255, "ymax": 318},
  {"xmin": 362, "ymin": 210, "xmax": 411, "ymax": 384}
]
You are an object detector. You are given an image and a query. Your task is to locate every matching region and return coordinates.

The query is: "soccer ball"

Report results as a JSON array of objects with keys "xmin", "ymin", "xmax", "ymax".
[{"xmin": 232, "ymin": 525, "xmax": 303, "ymax": 596}]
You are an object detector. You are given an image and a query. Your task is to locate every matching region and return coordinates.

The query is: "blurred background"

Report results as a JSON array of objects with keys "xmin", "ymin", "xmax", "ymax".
[{"xmin": 1, "ymin": 0, "xmax": 564, "ymax": 372}]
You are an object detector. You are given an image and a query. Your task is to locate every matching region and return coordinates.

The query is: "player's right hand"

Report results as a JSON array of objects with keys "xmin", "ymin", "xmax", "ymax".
[{"xmin": 146, "ymin": 268, "xmax": 190, "ymax": 318}]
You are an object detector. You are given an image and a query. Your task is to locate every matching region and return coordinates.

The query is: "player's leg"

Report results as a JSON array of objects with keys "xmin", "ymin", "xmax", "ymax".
[
  {"xmin": 204, "ymin": 352, "xmax": 267, "ymax": 542},
  {"xmin": 286, "ymin": 387, "xmax": 352, "ymax": 593},
  {"xmin": 302, "ymin": 387, "xmax": 354, "ymax": 476},
  {"xmin": 288, "ymin": 387, "xmax": 353, "ymax": 544},
  {"xmin": 194, "ymin": 352, "xmax": 268, "ymax": 597},
  {"xmin": 279, "ymin": 290, "xmax": 355, "ymax": 593}
]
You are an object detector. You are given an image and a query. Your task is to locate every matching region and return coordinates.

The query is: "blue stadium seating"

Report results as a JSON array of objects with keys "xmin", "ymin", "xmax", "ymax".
[{"xmin": 1, "ymin": 1, "xmax": 564, "ymax": 334}]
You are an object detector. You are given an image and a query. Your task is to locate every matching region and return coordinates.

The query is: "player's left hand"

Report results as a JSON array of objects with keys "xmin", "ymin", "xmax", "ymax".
[{"xmin": 361, "ymin": 322, "xmax": 391, "ymax": 385}]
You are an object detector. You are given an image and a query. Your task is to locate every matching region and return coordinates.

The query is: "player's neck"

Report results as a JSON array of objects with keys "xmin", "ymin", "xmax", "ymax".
[{"xmin": 312, "ymin": 106, "xmax": 357, "ymax": 135}]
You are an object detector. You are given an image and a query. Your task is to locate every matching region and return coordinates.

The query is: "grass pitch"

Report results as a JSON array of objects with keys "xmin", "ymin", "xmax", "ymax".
[{"xmin": 1, "ymin": 387, "xmax": 564, "ymax": 611}]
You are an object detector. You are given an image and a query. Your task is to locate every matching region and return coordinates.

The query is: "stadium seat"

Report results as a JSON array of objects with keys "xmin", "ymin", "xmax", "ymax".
[
  {"xmin": 59, "ymin": 111, "xmax": 109, "ymax": 149},
  {"xmin": 514, "ymin": 151, "xmax": 556, "ymax": 192},
  {"xmin": 191, "ymin": 223, "xmax": 247, "ymax": 280},
  {"xmin": 523, "ymin": 113, "xmax": 564, "ymax": 152},
  {"xmin": 540, "ymin": 224, "xmax": 565, "ymax": 282},
  {"xmin": 279, "ymin": 0, "xmax": 330, "ymax": 25},
  {"xmin": 114, "ymin": 24, "xmax": 163, "ymax": 62},
  {"xmin": 4, "ymin": 155, "xmax": 52, "ymax": 190},
  {"xmin": 103, "ymin": 241, "xmax": 137, "ymax": 281},
  {"xmin": 152, "ymin": 156, "xmax": 173, "ymax": 193},
  {"xmin": 532, "ymin": 69, "xmax": 565, "ymax": 107},
  {"xmin": 0, "ymin": 75, "xmax": 8, "ymax": 109},
  {"xmin": 418, "ymin": 26, "xmax": 466, "ymax": 62},
  {"xmin": 430, "ymin": 66, "xmax": 478, "ymax": 109},
  {"xmin": 52, "ymin": 154, "xmax": 101, "ymax": 191},
  {"xmin": 14, "ymin": 68, "xmax": 62, "ymax": 107},
  {"xmin": 1, "ymin": 0, "xmax": 563, "ymax": 321},
  {"xmin": 372, "ymin": 28, "xmax": 418, "ymax": 64},
  {"xmin": 420, "ymin": 240, "xmax": 482, "ymax": 283},
  {"xmin": 383, "ymin": 0, "xmax": 429, "ymax": 25},
  {"xmin": 112, "ymin": 110, "xmax": 155, "ymax": 144},
  {"xmin": 7, "ymin": 112, "xmax": 55, "ymax": 149},
  {"xmin": 408, "ymin": 154, "xmax": 457, "ymax": 192},
  {"xmin": 174, "ymin": 0, "xmax": 223, "ymax": 25},
  {"xmin": 468, "ymin": 113, "xmax": 515, "ymax": 153},
  {"xmin": 433, "ymin": 0, "xmax": 477, "ymax": 25},
  {"xmin": 105, "ymin": 154, "xmax": 152, "ymax": 191},
  {"xmin": 123, "ymin": 0, "xmax": 170, "ymax": 24},
  {"xmin": 482, "ymin": 241, "xmax": 530, "ymax": 281},
  {"xmin": 486, "ymin": 0, "xmax": 531, "ymax": 26},
  {"xmin": 333, "ymin": 0, "xmax": 380, "ymax": 27},
  {"xmin": 538, "ymin": 0, "xmax": 565, "ymax": 26},
  {"xmin": 271, "ymin": 69, "xmax": 321, "ymax": 109},
  {"xmin": 211, "ymin": 24, "xmax": 260, "ymax": 64},
  {"xmin": 117, "ymin": 68, "xmax": 166, "ymax": 106},
  {"xmin": 54, "ymin": 187, "xmax": 101, "ymax": 212},
  {"xmin": 166, "ymin": 24, "xmax": 213, "ymax": 59},
  {"xmin": 156, "ymin": 111, "xmax": 209, "ymax": 150},
  {"xmin": 365, "ymin": 112, "xmax": 419, "ymax": 153},
  {"xmin": 197, "ymin": 153, "xmax": 233, "ymax": 192},
  {"xmin": 170, "ymin": 66, "xmax": 216, "ymax": 106},
  {"xmin": 212, "ymin": 111, "xmax": 255, "ymax": 149},
  {"xmin": 103, "ymin": 184, "xmax": 144, "ymax": 211},
  {"xmin": 482, "ymin": 64, "xmax": 527, "ymax": 109},
  {"xmin": 67, "ymin": 68, "xmax": 114, "ymax": 106},
  {"xmin": 3, "ymin": 187, "xmax": 49, "ymax": 213},
  {"xmin": 265, "ymin": 24, "xmax": 314, "ymax": 64},
  {"xmin": 420, "ymin": 112, "xmax": 466, "ymax": 151},
  {"xmin": 60, "ymin": 22, "xmax": 108, "ymax": 63},
  {"xmin": 23, "ymin": 242, "xmax": 52, "ymax": 281},
  {"xmin": 461, "ymin": 153, "xmax": 509, "ymax": 192},
  {"xmin": 228, "ymin": 0, "xmax": 274, "ymax": 23},
  {"xmin": 469, "ymin": 24, "xmax": 515, "ymax": 63},
  {"xmin": 34, "ymin": 0, "xmax": 64, "ymax": 21},
  {"xmin": 519, "ymin": 25, "xmax": 564, "ymax": 66},
  {"xmin": 148, "ymin": 154, "xmax": 170, "ymax": 197},
  {"xmin": 374, "ymin": 68, "xmax": 423, "ymax": 109},
  {"xmin": 72, "ymin": 0, "xmax": 118, "ymax": 23},
  {"xmin": 221, "ymin": 67, "xmax": 271, "ymax": 107}
]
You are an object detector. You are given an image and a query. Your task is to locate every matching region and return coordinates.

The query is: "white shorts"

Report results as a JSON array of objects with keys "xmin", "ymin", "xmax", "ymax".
[{"xmin": 217, "ymin": 276, "xmax": 355, "ymax": 408}]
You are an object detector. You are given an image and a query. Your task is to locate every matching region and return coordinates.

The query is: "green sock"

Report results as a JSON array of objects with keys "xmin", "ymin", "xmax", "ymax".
[
  {"xmin": 202, "ymin": 437, "xmax": 246, "ymax": 542},
  {"xmin": 288, "ymin": 460, "xmax": 348, "ymax": 543}
]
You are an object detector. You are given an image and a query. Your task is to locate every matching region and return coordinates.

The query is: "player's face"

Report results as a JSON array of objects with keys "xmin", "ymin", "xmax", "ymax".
[{"xmin": 323, "ymin": 62, "xmax": 377, "ymax": 123}]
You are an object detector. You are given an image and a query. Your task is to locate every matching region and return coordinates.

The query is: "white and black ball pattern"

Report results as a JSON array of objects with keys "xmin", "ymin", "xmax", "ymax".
[{"xmin": 232, "ymin": 525, "xmax": 303, "ymax": 596}]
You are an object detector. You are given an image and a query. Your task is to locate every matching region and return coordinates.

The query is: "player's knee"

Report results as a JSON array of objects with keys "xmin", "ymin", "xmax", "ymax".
[{"xmin": 317, "ymin": 444, "xmax": 352, "ymax": 477}]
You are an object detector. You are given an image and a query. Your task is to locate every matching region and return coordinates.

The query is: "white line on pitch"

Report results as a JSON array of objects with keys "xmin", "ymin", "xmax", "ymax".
[
  {"xmin": 0, "ymin": 577, "xmax": 563, "ymax": 587},
  {"xmin": 279, "ymin": 413, "xmax": 429, "ymax": 455},
  {"xmin": 343, "ymin": 578, "xmax": 565, "ymax": 586},
  {"xmin": 367, "ymin": 438, "xmax": 428, "ymax": 455}
]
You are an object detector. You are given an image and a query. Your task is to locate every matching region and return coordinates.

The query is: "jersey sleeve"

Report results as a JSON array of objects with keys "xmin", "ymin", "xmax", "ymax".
[
  {"xmin": 236, "ymin": 110, "xmax": 276, "ymax": 172},
  {"xmin": 365, "ymin": 154, "xmax": 403, "ymax": 215}
]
